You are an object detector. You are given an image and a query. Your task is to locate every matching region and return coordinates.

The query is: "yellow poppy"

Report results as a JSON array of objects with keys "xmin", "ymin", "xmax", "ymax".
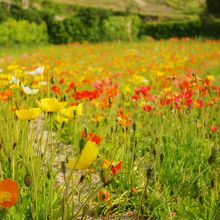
[
  {"xmin": 56, "ymin": 114, "xmax": 69, "ymax": 124},
  {"xmin": 67, "ymin": 141, "xmax": 98, "ymax": 170},
  {"xmin": 60, "ymin": 103, "xmax": 83, "ymax": 118},
  {"xmin": 37, "ymin": 98, "xmax": 68, "ymax": 113},
  {"xmin": 15, "ymin": 108, "xmax": 41, "ymax": 121}
]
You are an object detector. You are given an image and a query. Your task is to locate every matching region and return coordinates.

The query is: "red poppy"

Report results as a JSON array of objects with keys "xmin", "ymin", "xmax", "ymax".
[
  {"xmin": 0, "ymin": 179, "xmax": 20, "ymax": 208},
  {"xmin": 111, "ymin": 161, "xmax": 122, "ymax": 175},
  {"xmin": 195, "ymin": 99, "xmax": 203, "ymax": 108},
  {"xmin": 69, "ymin": 82, "xmax": 75, "ymax": 89},
  {"xmin": 81, "ymin": 131, "xmax": 101, "ymax": 144},
  {"xmin": 51, "ymin": 85, "xmax": 61, "ymax": 96},
  {"xmin": 210, "ymin": 125, "xmax": 218, "ymax": 133},
  {"xmin": 135, "ymin": 86, "xmax": 151, "ymax": 96},
  {"xmin": 59, "ymin": 78, "xmax": 65, "ymax": 84},
  {"xmin": 117, "ymin": 109, "xmax": 131, "ymax": 127},
  {"xmin": 142, "ymin": 105, "xmax": 153, "ymax": 112}
]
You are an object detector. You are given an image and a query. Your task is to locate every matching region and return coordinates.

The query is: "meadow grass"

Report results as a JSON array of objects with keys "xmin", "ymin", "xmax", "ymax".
[{"xmin": 0, "ymin": 39, "xmax": 220, "ymax": 219}]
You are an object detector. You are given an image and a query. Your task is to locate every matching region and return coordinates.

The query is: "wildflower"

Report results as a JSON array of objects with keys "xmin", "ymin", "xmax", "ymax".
[
  {"xmin": 103, "ymin": 159, "xmax": 122, "ymax": 175},
  {"xmin": 130, "ymin": 187, "xmax": 139, "ymax": 193},
  {"xmin": 194, "ymin": 99, "xmax": 203, "ymax": 108},
  {"xmin": 22, "ymin": 86, "xmax": 39, "ymax": 95},
  {"xmin": 135, "ymin": 86, "xmax": 151, "ymax": 97},
  {"xmin": 0, "ymin": 179, "xmax": 20, "ymax": 208},
  {"xmin": 37, "ymin": 98, "xmax": 68, "ymax": 113},
  {"xmin": 117, "ymin": 109, "xmax": 131, "ymax": 127},
  {"xmin": 15, "ymin": 108, "xmax": 41, "ymax": 121},
  {"xmin": 98, "ymin": 189, "xmax": 111, "ymax": 203},
  {"xmin": 91, "ymin": 114, "xmax": 104, "ymax": 123},
  {"xmin": 10, "ymin": 76, "xmax": 20, "ymax": 85},
  {"xmin": 60, "ymin": 103, "xmax": 83, "ymax": 118},
  {"xmin": 59, "ymin": 78, "xmax": 65, "ymax": 84},
  {"xmin": 81, "ymin": 131, "xmax": 101, "ymax": 144},
  {"xmin": 111, "ymin": 161, "xmax": 122, "ymax": 175},
  {"xmin": 142, "ymin": 105, "xmax": 153, "ymax": 112},
  {"xmin": 210, "ymin": 125, "xmax": 218, "ymax": 133},
  {"xmin": 51, "ymin": 85, "xmax": 61, "ymax": 96},
  {"xmin": 27, "ymin": 66, "xmax": 44, "ymax": 76},
  {"xmin": 56, "ymin": 114, "xmax": 69, "ymax": 124},
  {"xmin": 67, "ymin": 141, "xmax": 98, "ymax": 170},
  {"xmin": 0, "ymin": 91, "xmax": 12, "ymax": 101}
]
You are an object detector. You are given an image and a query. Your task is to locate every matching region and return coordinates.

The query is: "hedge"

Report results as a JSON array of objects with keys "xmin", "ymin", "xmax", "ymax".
[
  {"xmin": 140, "ymin": 18, "xmax": 220, "ymax": 39},
  {"xmin": 0, "ymin": 19, "xmax": 48, "ymax": 46},
  {"xmin": 102, "ymin": 15, "xmax": 141, "ymax": 41}
]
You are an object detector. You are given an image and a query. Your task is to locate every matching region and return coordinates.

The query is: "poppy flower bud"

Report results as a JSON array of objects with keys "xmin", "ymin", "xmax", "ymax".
[
  {"xmin": 132, "ymin": 123, "xmax": 136, "ymax": 133},
  {"xmin": 79, "ymin": 138, "xmax": 86, "ymax": 151},
  {"xmin": 24, "ymin": 174, "xmax": 31, "ymax": 187}
]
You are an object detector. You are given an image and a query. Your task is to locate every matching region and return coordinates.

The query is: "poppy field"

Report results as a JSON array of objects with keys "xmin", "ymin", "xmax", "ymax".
[{"xmin": 0, "ymin": 39, "xmax": 220, "ymax": 219}]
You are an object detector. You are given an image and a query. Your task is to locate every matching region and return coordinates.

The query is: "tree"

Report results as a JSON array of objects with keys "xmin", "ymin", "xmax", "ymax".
[{"xmin": 206, "ymin": 0, "xmax": 220, "ymax": 15}]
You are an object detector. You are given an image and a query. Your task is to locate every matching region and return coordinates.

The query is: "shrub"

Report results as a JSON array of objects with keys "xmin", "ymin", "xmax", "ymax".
[
  {"xmin": 0, "ymin": 19, "xmax": 48, "ymax": 46},
  {"xmin": 140, "ymin": 19, "xmax": 202, "ymax": 39},
  {"xmin": 47, "ymin": 21, "xmax": 69, "ymax": 44},
  {"xmin": 201, "ymin": 17, "xmax": 220, "ymax": 38},
  {"xmin": 0, "ymin": 3, "xmax": 9, "ymax": 22},
  {"xmin": 206, "ymin": 0, "xmax": 220, "ymax": 15},
  {"xmin": 102, "ymin": 15, "xmax": 141, "ymax": 41}
]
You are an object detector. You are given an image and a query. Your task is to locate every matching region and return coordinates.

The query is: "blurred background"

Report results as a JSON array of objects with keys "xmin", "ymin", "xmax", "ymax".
[{"xmin": 0, "ymin": 0, "xmax": 219, "ymax": 46}]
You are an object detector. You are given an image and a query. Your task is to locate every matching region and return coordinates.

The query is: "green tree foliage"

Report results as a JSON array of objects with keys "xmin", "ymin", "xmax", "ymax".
[
  {"xmin": 206, "ymin": 0, "xmax": 220, "ymax": 15},
  {"xmin": 102, "ymin": 16, "xmax": 141, "ymax": 41},
  {"xmin": 0, "ymin": 19, "xmax": 48, "ymax": 46}
]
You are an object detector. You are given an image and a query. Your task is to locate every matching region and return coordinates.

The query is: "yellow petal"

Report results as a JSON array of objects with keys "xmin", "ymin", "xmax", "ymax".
[
  {"xmin": 67, "ymin": 141, "xmax": 98, "ymax": 170},
  {"xmin": 60, "ymin": 103, "xmax": 83, "ymax": 118},
  {"xmin": 15, "ymin": 108, "xmax": 41, "ymax": 120},
  {"xmin": 56, "ymin": 114, "xmax": 69, "ymax": 124},
  {"xmin": 37, "ymin": 98, "xmax": 68, "ymax": 112}
]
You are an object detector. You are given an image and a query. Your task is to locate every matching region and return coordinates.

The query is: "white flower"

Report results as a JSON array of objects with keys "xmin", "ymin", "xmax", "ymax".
[
  {"xmin": 27, "ymin": 66, "xmax": 44, "ymax": 76},
  {"xmin": 22, "ymin": 85, "xmax": 39, "ymax": 95},
  {"xmin": 10, "ymin": 75, "xmax": 20, "ymax": 85},
  {"xmin": 39, "ymin": 81, "xmax": 47, "ymax": 85},
  {"xmin": 0, "ymin": 68, "xmax": 3, "ymax": 73}
]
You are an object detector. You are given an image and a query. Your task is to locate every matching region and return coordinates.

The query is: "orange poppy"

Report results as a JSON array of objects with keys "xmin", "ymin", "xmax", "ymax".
[
  {"xmin": 0, "ymin": 91, "xmax": 12, "ymax": 101},
  {"xmin": 0, "ymin": 178, "xmax": 20, "ymax": 208},
  {"xmin": 98, "ymin": 189, "xmax": 111, "ymax": 203}
]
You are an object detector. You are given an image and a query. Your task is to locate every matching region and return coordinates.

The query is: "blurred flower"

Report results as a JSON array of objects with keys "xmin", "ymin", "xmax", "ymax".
[
  {"xmin": 130, "ymin": 187, "xmax": 139, "ymax": 193},
  {"xmin": 0, "ymin": 91, "xmax": 12, "ymax": 101},
  {"xmin": 67, "ymin": 141, "xmax": 98, "ymax": 170},
  {"xmin": 59, "ymin": 78, "xmax": 65, "ymax": 84},
  {"xmin": 117, "ymin": 109, "xmax": 131, "ymax": 127},
  {"xmin": 27, "ymin": 66, "xmax": 44, "ymax": 76},
  {"xmin": 56, "ymin": 114, "xmax": 69, "ymax": 124},
  {"xmin": 210, "ymin": 125, "xmax": 218, "ymax": 133},
  {"xmin": 15, "ymin": 108, "xmax": 41, "ymax": 120},
  {"xmin": 0, "ymin": 179, "xmax": 20, "ymax": 208},
  {"xmin": 10, "ymin": 76, "xmax": 20, "ymax": 85},
  {"xmin": 22, "ymin": 86, "xmax": 39, "ymax": 95},
  {"xmin": 103, "ymin": 159, "xmax": 122, "ymax": 175},
  {"xmin": 51, "ymin": 85, "xmax": 61, "ymax": 96},
  {"xmin": 81, "ymin": 131, "xmax": 101, "ymax": 144},
  {"xmin": 60, "ymin": 103, "xmax": 83, "ymax": 118},
  {"xmin": 37, "ymin": 98, "xmax": 68, "ymax": 113},
  {"xmin": 98, "ymin": 189, "xmax": 111, "ymax": 203},
  {"xmin": 91, "ymin": 114, "xmax": 103, "ymax": 123},
  {"xmin": 142, "ymin": 105, "xmax": 153, "ymax": 112}
]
